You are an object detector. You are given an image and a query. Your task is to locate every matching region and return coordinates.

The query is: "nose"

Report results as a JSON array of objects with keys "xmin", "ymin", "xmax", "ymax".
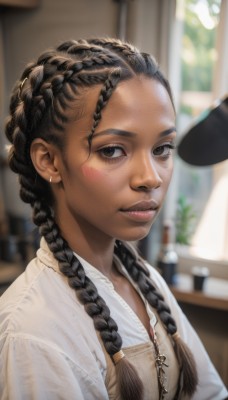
[{"xmin": 130, "ymin": 153, "xmax": 162, "ymax": 191}]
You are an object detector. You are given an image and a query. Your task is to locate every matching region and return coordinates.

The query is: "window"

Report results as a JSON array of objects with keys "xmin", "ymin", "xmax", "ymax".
[{"xmin": 172, "ymin": 0, "xmax": 228, "ymax": 263}]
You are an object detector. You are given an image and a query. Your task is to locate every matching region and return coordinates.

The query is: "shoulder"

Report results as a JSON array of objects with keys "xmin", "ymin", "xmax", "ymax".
[
  {"xmin": 0, "ymin": 255, "xmax": 83, "ymax": 348},
  {"xmin": 0, "ymin": 257, "xmax": 46, "ymax": 328},
  {"xmin": 0, "ymin": 328, "xmax": 108, "ymax": 400},
  {"xmin": 0, "ymin": 252, "xmax": 106, "ymax": 373}
]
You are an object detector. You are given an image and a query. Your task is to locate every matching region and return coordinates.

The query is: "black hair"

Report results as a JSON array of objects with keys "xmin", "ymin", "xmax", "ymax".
[{"xmin": 5, "ymin": 37, "xmax": 198, "ymax": 400}]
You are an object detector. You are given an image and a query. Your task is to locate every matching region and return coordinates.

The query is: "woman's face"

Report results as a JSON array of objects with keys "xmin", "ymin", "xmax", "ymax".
[{"xmin": 54, "ymin": 76, "xmax": 176, "ymax": 243}]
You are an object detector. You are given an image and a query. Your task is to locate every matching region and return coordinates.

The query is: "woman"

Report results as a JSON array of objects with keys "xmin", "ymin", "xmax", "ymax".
[{"xmin": 0, "ymin": 38, "xmax": 227, "ymax": 400}]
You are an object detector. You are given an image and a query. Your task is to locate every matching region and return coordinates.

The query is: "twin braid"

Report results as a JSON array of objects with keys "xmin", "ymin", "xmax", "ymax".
[
  {"xmin": 114, "ymin": 241, "xmax": 198, "ymax": 396},
  {"xmin": 33, "ymin": 200, "xmax": 123, "ymax": 356},
  {"xmin": 115, "ymin": 241, "xmax": 177, "ymax": 334},
  {"xmin": 5, "ymin": 40, "xmax": 138, "ymax": 398},
  {"xmin": 5, "ymin": 38, "xmax": 197, "ymax": 399},
  {"xmin": 32, "ymin": 200, "xmax": 144, "ymax": 399}
]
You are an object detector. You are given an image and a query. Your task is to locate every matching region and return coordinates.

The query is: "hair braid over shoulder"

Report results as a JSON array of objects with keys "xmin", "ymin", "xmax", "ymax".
[
  {"xmin": 115, "ymin": 240, "xmax": 198, "ymax": 396},
  {"xmin": 33, "ymin": 200, "xmax": 121, "ymax": 351},
  {"xmin": 5, "ymin": 37, "xmax": 197, "ymax": 399},
  {"xmin": 32, "ymin": 197, "xmax": 144, "ymax": 399}
]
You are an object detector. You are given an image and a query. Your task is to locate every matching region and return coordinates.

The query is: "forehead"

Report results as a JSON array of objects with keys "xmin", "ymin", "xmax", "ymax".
[
  {"xmin": 65, "ymin": 76, "xmax": 175, "ymax": 139},
  {"xmin": 105, "ymin": 76, "xmax": 174, "ymax": 118},
  {"xmin": 97, "ymin": 77, "xmax": 175, "ymax": 133}
]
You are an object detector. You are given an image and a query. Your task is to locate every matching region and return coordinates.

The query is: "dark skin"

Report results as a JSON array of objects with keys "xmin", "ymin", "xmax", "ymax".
[
  {"xmin": 31, "ymin": 77, "xmax": 176, "ymax": 335},
  {"xmin": 110, "ymin": 266, "xmax": 152, "ymax": 334}
]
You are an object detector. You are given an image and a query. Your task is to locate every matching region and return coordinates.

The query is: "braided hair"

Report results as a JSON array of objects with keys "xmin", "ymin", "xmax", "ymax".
[{"xmin": 5, "ymin": 37, "xmax": 198, "ymax": 399}]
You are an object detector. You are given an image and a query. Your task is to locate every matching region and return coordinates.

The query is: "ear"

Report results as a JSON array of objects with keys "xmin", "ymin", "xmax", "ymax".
[{"xmin": 30, "ymin": 138, "xmax": 62, "ymax": 183}]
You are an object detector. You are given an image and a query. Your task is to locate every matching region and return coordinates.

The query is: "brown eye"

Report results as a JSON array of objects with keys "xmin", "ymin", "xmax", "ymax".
[
  {"xmin": 153, "ymin": 144, "xmax": 175, "ymax": 158},
  {"xmin": 98, "ymin": 146, "xmax": 125, "ymax": 159}
]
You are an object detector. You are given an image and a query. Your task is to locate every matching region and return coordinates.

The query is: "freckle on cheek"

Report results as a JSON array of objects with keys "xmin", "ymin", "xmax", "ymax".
[{"xmin": 81, "ymin": 165, "xmax": 104, "ymax": 181}]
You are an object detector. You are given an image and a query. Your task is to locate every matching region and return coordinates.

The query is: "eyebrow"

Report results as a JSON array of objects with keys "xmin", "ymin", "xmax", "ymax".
[
  {"xmin": 92, "ymin": 127, "xmax": 176, "ymax": 139},
  {"xmin": 92, "ymin": 129, "xmax": 136, "ymax": 138},
  {"xmin": 159, "ymin": 127, "xmax": 177, "ymax": 137}
]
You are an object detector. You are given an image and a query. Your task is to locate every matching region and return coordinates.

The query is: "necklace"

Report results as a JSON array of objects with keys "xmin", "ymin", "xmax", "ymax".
[{"xmin": 150, "ymin": 325, "xmax": 169, "ymax": 400}]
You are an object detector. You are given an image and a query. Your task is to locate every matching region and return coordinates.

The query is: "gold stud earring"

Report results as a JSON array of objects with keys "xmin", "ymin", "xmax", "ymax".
[{"xmin": 49, "ymin": 176, "xmax": 52, "ymax": 183}]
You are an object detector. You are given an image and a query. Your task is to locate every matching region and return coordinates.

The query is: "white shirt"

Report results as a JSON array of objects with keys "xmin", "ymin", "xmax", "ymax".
[{"xmin": 0, "ymin": 238, "xmax": 227, "ymax": 400}]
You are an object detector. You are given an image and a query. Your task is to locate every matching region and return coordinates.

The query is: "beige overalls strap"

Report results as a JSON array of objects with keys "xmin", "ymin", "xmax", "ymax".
[{"xmin": 101, "ymin": 317, "xmax": 181, "ymax": 400}]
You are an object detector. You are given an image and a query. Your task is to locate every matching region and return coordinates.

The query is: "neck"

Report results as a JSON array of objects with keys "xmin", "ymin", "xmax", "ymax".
[
  {"xmin": 72, "ymin": 235, "xmax": 116, "ymax": 276},
  {"xmin": 54, "ymin": 209, "xmax": 116, "ymax": 277}
]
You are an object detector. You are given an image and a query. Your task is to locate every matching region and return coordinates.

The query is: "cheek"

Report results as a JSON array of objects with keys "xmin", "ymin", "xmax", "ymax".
[
  {"xmin": 81, "ymin": 165, "xmax": 123, "ymax": 198},
  {"xmin": 160, "ymin": 162, "xmax": 174, "ymax": 187},
  {"xmin": 80, "ymin": 165, "xmax": 119, "ymax": 190},
  {"xmin": 81, "ymin": 165, "xmax": 104, "ymax": 181}
]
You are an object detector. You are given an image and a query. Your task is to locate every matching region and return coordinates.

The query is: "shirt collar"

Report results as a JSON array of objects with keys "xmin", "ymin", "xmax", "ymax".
[
  {"xmin": 37, "ymin": 237, "xmax": 127, "ymax": 286},
  {"xmin": 37, "ymin": 237, "xmax": 155, "ymax": 322}
]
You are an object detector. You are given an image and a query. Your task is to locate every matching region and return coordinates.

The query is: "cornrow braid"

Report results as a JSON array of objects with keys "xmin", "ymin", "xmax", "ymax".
[
  {"xmin": 5, "ymin": 38, "xmax": 144, "ymax": 400},
  {"xmin": 88, "ymin": 70, "xmax": 121, "ymax": 149},
  {"xmin": 57, "ymin": 39, "xmax": 105, "ymax": 55},
  {"xmin": 87, "ymin": 37, "xmax": 137, "ymax": 56},
  {"xmin": 87, "ymin": 38, "xmax": 175, "ymax": 108},
  {"xmin": 115, "ymin": 240, "xmax": 198, "ymax": 396},
  {"xmin": 5, "ymin": 37, "xmax": 197, "ymax": 399},
  {"xmin": 6, "ymin": 49, "xmax": 129, "ymax": 178}
]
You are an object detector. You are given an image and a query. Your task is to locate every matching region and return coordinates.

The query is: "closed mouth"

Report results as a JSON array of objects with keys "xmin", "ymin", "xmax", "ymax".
[{"xmin": 120, "ymin": 200, "xmax": 159, "ymax": 212}]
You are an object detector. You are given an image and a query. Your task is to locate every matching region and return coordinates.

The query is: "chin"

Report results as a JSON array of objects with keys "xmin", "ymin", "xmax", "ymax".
[{"xmin": 116, "ymin": 226, "xmax": 151, "ymax": 242}]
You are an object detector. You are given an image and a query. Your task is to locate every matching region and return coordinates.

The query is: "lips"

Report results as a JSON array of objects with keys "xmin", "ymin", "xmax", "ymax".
[{"xmin": 120, "ymin": 200, "xmax": 159, "ymax": 212}]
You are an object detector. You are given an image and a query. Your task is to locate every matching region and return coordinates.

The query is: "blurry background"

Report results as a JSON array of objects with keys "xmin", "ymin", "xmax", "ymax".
[
  {"xmin": 0, "ymin": 0, "xmax": 176, "ymax": 265},
  {"xmin": 0, "ymin": 0, "xmax": 228, "ymax": 385}
]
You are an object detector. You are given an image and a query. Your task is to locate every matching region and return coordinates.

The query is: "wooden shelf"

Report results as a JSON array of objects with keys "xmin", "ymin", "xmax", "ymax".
[
  {"xmin": 0, "ymin": 0, "xmax": 39, "ymax": 8},
  {"xmin": 170, "ymin": 274, "xmax": 228, "ymax": 311}
]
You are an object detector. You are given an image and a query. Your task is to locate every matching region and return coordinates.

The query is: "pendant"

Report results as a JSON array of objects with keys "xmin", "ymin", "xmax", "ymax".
[
  {"xmin": 149, "ymin": 325, "xmax": 169, "ymax": 399},
  {"xmin": 155, "ymin": 354, "xmax": 169, "ymax": 399}
]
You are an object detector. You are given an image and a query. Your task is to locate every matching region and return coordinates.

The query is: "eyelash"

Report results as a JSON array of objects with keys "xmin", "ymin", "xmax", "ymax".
[
  {"xmin": 153, "ymin": 143, "xmax": 176, "ymax": 159},
  {"xmin": 97, "ymin": 145, "xmax": 126, "ymax": 161},
  {"xmin": 97, "ymin": 143, "xmax": 176, "ymax": 162}
]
